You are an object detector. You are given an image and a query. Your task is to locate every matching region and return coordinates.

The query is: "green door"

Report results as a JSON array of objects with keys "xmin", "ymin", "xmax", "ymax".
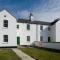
[{"xmin": 17, "ymin": 37, "xmax": 20, "ymax": 45}]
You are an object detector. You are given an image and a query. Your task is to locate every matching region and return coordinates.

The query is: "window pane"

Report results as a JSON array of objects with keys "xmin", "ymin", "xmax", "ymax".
[
  {"xmin": 4, "ymin": 35, "xmax": 8, "ymax": 42},
  {"xmin": 27, "ymin": 36, "xmax": 30, "ymax": 41},
  {"xmin": 40, "ymin": 26, "xmax": 43, "ymax": 30},
  {"xmin": 4, "ymin": 15, "xmax": 6, "ymax": 17},
  {"xmin": 17, "ymin": 25, "xmax": 19, "ymax": 29},
  {"xmin": 27, "ymin": 24, "xmax": 30, "ymax": 30},
  {"xmin": 4, "ymin": 20, "xmax": 8, "ymax": 27},
  {"xmin": 48, "ymin": 27, "xmax": 50, "ymax": 31}
]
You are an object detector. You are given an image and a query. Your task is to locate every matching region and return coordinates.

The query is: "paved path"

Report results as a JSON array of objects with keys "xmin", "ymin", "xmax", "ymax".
[{"xmin": 12, "ymin": 48, "xmax": 35, "ymax": 60}]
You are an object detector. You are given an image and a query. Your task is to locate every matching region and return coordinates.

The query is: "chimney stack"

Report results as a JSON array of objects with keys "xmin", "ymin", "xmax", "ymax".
[{"xmin": 29, "ymin": 12, "xmax": 33, "ymax": 21}]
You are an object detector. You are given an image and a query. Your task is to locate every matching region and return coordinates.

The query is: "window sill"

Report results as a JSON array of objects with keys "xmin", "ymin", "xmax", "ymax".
[
  {"xmin": 2, "ymin": 27, "xmax": 8, "ymax": 29},
  {"xmin": 27, "ymin": 41, "xmax": 30, "ymax": 42},
  {"xmin": 2, "ymin": 42, "xmax": 8, "ymax": 44}
]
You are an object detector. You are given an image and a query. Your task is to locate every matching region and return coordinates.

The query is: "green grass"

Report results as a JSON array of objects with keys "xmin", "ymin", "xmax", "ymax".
[
  {"xmin": 0, "ymin": 48, "xmax": 21, "ymax": 60},
  {"xmin": 20, "ymin": 47, "xmax": 60, "ymax": 60}
]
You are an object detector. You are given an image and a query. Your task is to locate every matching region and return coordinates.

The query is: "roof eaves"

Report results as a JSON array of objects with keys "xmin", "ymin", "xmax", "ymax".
[
  {"xmin": 50, "ymin": 18, "xmax": 60, "ymax": 25},
  {"xmin": 17, "ymin": 19, "xmax": 51, "ymax": 25}
]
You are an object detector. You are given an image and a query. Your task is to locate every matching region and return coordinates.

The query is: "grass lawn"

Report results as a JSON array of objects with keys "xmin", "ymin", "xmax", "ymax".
[
  {"xmin": 0, "ymin": 48, "xmax": 21, "ymax": 60},
  {"xmin": 20, "ymin": 47, "xmax": 60, "ymax": 60}
]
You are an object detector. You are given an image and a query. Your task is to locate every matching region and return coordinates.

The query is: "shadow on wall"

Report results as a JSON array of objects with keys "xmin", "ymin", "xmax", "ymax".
[
  {"xmin": 30, "ymin": 26, "xmax": 49, "ymax": 47},
  {"xmin": 30, "ymin": 41, "xmax": 60, "ymax": 50},
  {"xmin": 30, "ymin": 41, "xmax": 42, "ymax": 47},
  {"xmin": 40, "ymin": 26, "xmax": 49, "ymax": 42}
]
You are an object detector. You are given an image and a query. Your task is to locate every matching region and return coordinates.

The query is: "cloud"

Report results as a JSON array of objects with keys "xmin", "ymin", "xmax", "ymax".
[
  {"xmin": 33, "ymin": 11, "xmax": 60, "ymax": 22},
  {"xmin": 32, "ymin": 0, "xmax": 60, "ymax": 22},
  {"xmin": 17, "ymin": 10, "xmax": 30, "ymax": 19},
  {"xmin": 17, "ymin": 0, "xmax": 60, "ymax": 22}
]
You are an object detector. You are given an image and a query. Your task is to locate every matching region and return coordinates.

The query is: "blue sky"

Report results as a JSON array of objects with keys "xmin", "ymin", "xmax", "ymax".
[
  {"xmin": 0, "ymin": 0, "xmax": 41, "ymax": 12},
  {"xmin": 0, "ymin": 0, "xmax": 60, "ymax": 22},
  {"xmin": 0, "ymin": 0, "xmax": 42, "ymax": 10},
  {"xmin": 0, "ymin": 0, "xmax": 41, "ymax": 18}
]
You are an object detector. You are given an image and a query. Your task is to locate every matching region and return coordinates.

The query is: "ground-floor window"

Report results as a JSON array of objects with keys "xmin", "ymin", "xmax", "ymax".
[
  {"xmin": 17, "ymin": 25, "xmax": 19, "ymax": 29},
  {"xmin": 48, "ymin": 37, "xmax": 51, "ymax": 42},
  {"xmin": 3, "ymin": 35, "xmax": 8, "ymax": 42},
  {"xmin": 40, "ymin": 36, "xmax": 43, "ymax": 42},
  {"xmin": 27, "ymin": 36, "xmax": 30, "ymax": 41}
]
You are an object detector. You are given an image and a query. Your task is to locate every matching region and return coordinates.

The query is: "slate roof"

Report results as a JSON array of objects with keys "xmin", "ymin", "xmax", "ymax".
[
  {"xmin": 17, "ymin": 18, "xmax": 60, "ymax": 25},
  {"xmin": 51, "ymin": 18, "xmax": 60, "ymax": 25},
  {"xmin": 17, "ymin": 19, "xmax": 51, "ymax": 25}
]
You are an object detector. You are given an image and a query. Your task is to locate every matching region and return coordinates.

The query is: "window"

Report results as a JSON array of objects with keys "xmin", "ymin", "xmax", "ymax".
[
  {"xmin": 27, "ymin": 36, "xmax": 30, "ymax": 41},
  {"xmin": 4, "ymin": 35, "xmax": 8, "ymax": 42},
  {"xmin": 4, "ymin": 15, "xmax": 6, "ymax": 17},
  {"xmin": 48, "ymin": 37, "xmax": 51, "ymax": 42},
  {"xmin": 17, "ymin": 25, "xmax": 19, "ymax": 29},
  {"xmin": 40, "ymin": 26, "xmax": 43, "ymax": 30},
  {"xmin": 3, "ymin": 20, "xmax": 8, "ymax": 27},
  {"xmin": 27, "ymin": 24, "xmax": 30, "ymax": 30},
  {"xmin": 48, "ymin": 27, "xmax": 50, "ymax": 31},
  {"xmin": 40, "ymin": 36, "xmax": 43, "ymax": 41}
]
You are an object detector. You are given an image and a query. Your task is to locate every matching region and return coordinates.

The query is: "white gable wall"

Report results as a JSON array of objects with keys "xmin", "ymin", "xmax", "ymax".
[
  {"xmin": 0, "ymin": 10, "xmax": 17, "ymax": 47},
  {"xmin": 49, "ymin": 21, "xmax": 60, "ymax": 42},
  {"xmin": 56, "ymin": 20, "xmax": 60, "ymax": 42}
]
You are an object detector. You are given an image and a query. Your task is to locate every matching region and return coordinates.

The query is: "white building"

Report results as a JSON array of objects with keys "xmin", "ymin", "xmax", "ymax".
[
  {"xmin": 0, "ymin": 10, "xmax": 60, "ymax": 49},
  {"xmin": 17, "ymin": 19, "xmax": 51, "ymax": 46},
  {"xmin": 50, "ymin": 19, "xmax": 60, "ymax": 42},
  {"xmin": 17, "ymin": 15, "xmax": 60, "ymax": 50}
]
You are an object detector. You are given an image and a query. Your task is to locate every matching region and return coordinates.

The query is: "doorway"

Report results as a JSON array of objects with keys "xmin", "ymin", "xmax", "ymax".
[
  {"xmin": 48, "ymin": 37, "xmax": 51, "ymax": 42},
  {"xmin": 17, "ymin": 37, "xmax": 20, "ymax": 45}
]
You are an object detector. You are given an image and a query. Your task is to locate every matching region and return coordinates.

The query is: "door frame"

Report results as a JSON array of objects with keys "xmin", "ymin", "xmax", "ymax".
[{"xmin": 17, "ymin": 36, "xmax": 20, "ymax": 45}]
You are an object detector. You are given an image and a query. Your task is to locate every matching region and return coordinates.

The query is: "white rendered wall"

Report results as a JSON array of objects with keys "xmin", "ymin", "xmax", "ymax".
[
  {"xmin": 17, "ymin": 23, "xmax": 49, "ymax": 45},
  {"xmin": 0, "ymin": 10, "xmax": 17, "ymax": 47},
  {"xmin": 37, "ymin": 25, "xmax": 49, "ymax": 42},
  {"xmin": 17, "ymin": 23, "xmax": 36, "ymax": 45},
  {"xmin": 50, "ymin": 24, "xmax": 56, "ymax": 42},
  {"xmin": 56, "ymin": 20, "xmax": 60, "ymax": 42},
  {"xmin": 42, "ymin": 25, "xmax": 49, "ymax": 42}
]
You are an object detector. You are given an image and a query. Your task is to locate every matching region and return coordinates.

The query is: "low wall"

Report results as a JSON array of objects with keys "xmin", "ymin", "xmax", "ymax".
[{"xmin": 34, "ymin": 41, "xmax": 60, "ymax": 50}]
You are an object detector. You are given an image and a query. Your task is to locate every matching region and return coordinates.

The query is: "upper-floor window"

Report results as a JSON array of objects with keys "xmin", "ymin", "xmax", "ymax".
[
  {"xmin": 48, "ymin": 27, "xmax": 50, "ymax": 31},
  {"xmin": 3, "ymin": 35, "xmax": 8, "ymax": 42},
  {"xmin": 3, "ymin": 20, "xmax": 8, "ymax": 27},
  {"xmin": 40, "ymin": 25, "xmax": 43, "ymax": 30},
  {"xmin": 27, "ymin": 36, "xmax": 30, "ymax": 41},
  {"xmin": 27, "ymin": 24, "xmax": 30, "ymax": 30},
  {"xmin": 17, "ymin": 25, "xmax": 19, "ymax": 29}
]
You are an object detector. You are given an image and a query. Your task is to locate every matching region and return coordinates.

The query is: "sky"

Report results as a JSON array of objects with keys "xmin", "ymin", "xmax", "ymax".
[{"xmin": 0, "ymin": 0, "xmax": 60, "ymax": 22}]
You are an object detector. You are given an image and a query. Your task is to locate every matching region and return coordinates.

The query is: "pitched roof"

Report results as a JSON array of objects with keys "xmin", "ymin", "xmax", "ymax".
[
  {"xmin": 50, "ymin": 18, "xmax": 60, "ymax": 25},
  {"xmin": 17, "ymin": 18, "xmax": 60, "ymax": 25},
  {"xmin": 0, "ymin": 9, "xmax": 16, "ymax": 19},
  {"xmin": 17, "ymin": 19, "xmax": 51, "ymax": 25}
]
